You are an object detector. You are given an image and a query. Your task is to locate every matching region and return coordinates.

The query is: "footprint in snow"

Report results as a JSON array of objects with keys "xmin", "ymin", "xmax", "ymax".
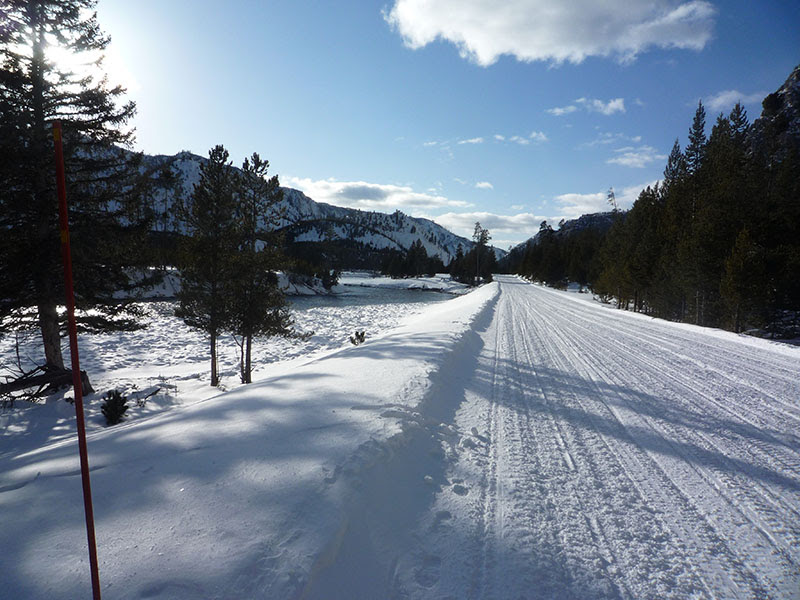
[
  {"xmin": 470, "ymin": 426, "xmax": 489, "ymax": 443},
  {"xmin": 460, "ymin": 437, "xmax": 478, "ymax": 450},
  {"xmin": 414, "ymin": 554, "xmax": 442, "ymax": 588},
  {"xmin": 431, "ymin": 510, "xmax": 452, "ymax": 530},
  {"xmin": 452, "ymin": 484, "xmax": 469, "ymax": 496}
]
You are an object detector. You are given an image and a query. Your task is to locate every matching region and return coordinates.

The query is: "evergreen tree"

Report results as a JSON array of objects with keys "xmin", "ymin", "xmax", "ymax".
[
  {"xmin": 472, "ymin": 222, "xmax": 492, "ymax": 283},
  {"xmin": 176, "ymin": 145, "xmax": 239, "ymax": 386},
  {"xmin": 681, "ymin": 101, "xmax": 709, "ymax": 322},
  {"xmin": 728, "ymin": 102, "xmax": 750, "ymax": 146},
  {"xmin": 406, "ymin": 239, "xmax": 428, "ymax": 277},
  {"xmin": 449, "ymin": 245, "xmax": 469, "ymax": 283},
  {"xmin": 685, "ymin": 101, "xmax": 707, "ymax": 176},
  {"xmin": 0, "ymin": 0, "xmax": 151, "ymax": 372},
  {"xmin": 227, "ymin": 153, "xmax": 294, "ymax": 384},
  {"xmin": 662, "ymin": 139, "xmax": 688, "ymax": 191},
  {"xmin": 720, "ymin": 229, "xmax": 767, "ymax": 332}
]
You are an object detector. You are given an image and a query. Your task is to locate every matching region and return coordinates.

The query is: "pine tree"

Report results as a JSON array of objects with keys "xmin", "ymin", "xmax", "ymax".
[
  {"xmin": 662, "ymin": 139, "xmax": 688, "ymax": 190},
  {"xmin": 685, "ymin": 101, "xmax": 707, "ymax": 176},
  {"xmin": 227, "ymin": 153, "xmax": 294, "ymax": 384},
  {"xmin": 176, "ymin": 145, "xmax": 239, "ymax": 386},
  {"xmin": 0, "ymin": 0, "xmax": 151, "ymax": 372},
  {"xmin": 720, "ymin": 229, "xmax": 767, "ymax": 332},
  {"xmin": 728, "ymin": 102, "xmax": 749, "ymax": 146},
  {"xmin": 472, "ymin": 222, "xmax": 491, "ymax": 283}
]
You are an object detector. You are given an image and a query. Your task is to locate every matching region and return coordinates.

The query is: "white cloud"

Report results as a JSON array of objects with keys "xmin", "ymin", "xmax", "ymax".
[
  {"xmin": 458, "ymin": 136, "xmax": 485, "ymax": 145},
  {"xmin": 580, "ymin": 131, "xmax": 642, "ymax": 147},
  {"xmin": 432, "ymin": 211, "xmax": 546, "ymax": 241},
  {"xmin": 475, "ymin": 181, "xmax": 494, "ymax": 189},
  {"xmin": 548, "ymin": 97, "xmax": 625, "ymax": 116},
  {"xmin": 493, "ymin": 131, "xmax": 549, "ymax": 145},
  {"xmin": 423, "ymin": 141, "xmax": 439, "ymax": 147},
  {"xmin": 285, "ymin": 177, "xmax": 469, "ymax": 211},
  {"xmin": 553, "ymin": 191, "xmax": 607, "ymax": 219},
  {"xmin": 577, "ymin": 97, "xmax": 626, "ymax": 115},
  {"xmin": 529, "ymin": 130, "xmax": 549, "ymax": 142},
  {"xmin": 385, "ymin": 0, "xmax": 716, "ymax": 66},
  {"xmin": 554, "ymin": 180, "xmax": 659, "ymax": 218},
  {"xmin": 606, "ymin": 145, "xmax": 667, "ymax": 168},
  {"xmin": 547, "ymin": 105, "xmax": 579, "ymax": 116},
  {"xmin": 704, "ymin": 89, "xmax": 766, "ymax": 112}
]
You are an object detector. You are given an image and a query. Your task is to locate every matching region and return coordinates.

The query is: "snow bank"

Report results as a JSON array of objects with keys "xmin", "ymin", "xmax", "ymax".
[{"xmin": 0, "ymin": 284, "xmax": 498, "ymax": 599}]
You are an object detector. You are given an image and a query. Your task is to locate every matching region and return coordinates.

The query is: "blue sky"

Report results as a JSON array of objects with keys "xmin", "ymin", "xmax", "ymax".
[{"xmin": 95, "ymin": 0, "xmax": 799, "ymax": 248}]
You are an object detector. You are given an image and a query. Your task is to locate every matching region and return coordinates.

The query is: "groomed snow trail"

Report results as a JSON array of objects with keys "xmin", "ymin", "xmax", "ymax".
[{"xmin": 382, "ymin": 276, "xmax": 800, "ymax": 599}]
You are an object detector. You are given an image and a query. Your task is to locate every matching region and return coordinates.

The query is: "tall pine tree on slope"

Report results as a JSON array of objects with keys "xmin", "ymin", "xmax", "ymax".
[
  {"xmin": 176, "ymin": 145, "xmax": 239, "ymax": 387},
  {"xmin": 227, "ymin": 153, "xmax": 295, "ymax": 385},
  {"xmin": 0, "ymin": 0, "xmax": 151, "ymax": 373}
]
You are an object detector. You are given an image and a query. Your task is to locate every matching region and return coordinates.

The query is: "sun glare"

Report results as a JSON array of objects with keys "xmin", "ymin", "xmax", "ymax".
[{"xmin": 45, "ymin": 39, "xmax": 140, "ymax": 93}]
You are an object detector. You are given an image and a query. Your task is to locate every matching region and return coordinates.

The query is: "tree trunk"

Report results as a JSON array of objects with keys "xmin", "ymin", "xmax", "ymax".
[
  {"xmin": 38, "ymin": 300, "xmax": 65, "ymax": 370},
  {"xmin": 0, "ymin": 367, "xmax": 93, "ymax": 396},
  {"xmin": 244, "ymin": 334, "xmax": 252, "ymax": 384},
  {"xmin": 30, "ymin": 14, "xmax": 65, "ymax": 371},
  {"xmin": 210, "ymin": 331, "xmax": 219, "ymax": 386}
]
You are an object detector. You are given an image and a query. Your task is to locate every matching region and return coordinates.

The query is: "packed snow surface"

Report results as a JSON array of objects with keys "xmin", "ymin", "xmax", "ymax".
[{"xmin": 2, "ymin": 276, "xmax": 799, "ymax": 599}]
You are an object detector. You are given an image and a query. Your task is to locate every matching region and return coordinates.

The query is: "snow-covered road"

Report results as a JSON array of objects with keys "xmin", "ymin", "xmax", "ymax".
[{"xmin": 378, "ymin": 275, "xmax": 800, "ymax": 599}]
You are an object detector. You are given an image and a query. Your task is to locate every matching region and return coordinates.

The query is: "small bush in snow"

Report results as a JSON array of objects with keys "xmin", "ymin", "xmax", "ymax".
[
  {"xmin": 101, "ymin": 389, "xmax": 129, "ymax": 425},
  {"xmin": 349, "ymin": 331, "xmax": 366, "ymax": 345}
]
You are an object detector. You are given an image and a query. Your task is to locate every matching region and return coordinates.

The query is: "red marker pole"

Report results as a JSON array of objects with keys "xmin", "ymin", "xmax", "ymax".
[{"xmin": 53, "ymin": 121, "xmax": 102, "ymax": 600}]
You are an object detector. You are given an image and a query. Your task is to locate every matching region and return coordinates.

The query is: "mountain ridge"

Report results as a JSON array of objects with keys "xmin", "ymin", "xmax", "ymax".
[{"xmin": 141, "ymin": 150, "xmax": 506, "ymax": 267}]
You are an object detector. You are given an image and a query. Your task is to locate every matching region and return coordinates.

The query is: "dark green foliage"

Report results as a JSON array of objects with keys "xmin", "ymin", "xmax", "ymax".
[
  {"xmin": 177, "ymin": 145, "xmax": 296, "ymax": 385},
  {"xmin": 381, "ymin": 240, "xmax": 446, "ymax": 279},
  {"xmin": 685, "ymin": 101, "xmax": 707, "ymax": 176},
  {"xmin": 175, "ymin": 145, "xmax": 239, "ymax": 386},
  {"xmin": 349, "ymin": 331, "xmax": 366, "ymax": 345},
  {"xmin": 512, "ymin": 220, "xmax": 606, "ymax": 289},
  {"xmin": 0, "ymin": 0, "xmax": 155, "ymax": 371},
  {"xmin": 319, "ymin": 269, "xmax": 340, "ymax": 290},
  {"xmin": 101, "ymin": 389, "xmax": 129, "ymax": 426},
  {"xmin": 227, "ymin": 153, "xmax": 294, "ymax": 384},
  {"xmin": 720, "ymin": 229, "xmax": 768, "ymax": 332},
  {"xmin": 512, "ymin": 66, "xmax": 800, "ymax": 335}
]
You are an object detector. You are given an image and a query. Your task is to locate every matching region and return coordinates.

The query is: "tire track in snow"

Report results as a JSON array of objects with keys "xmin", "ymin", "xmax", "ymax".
[
  {"xmin": 515, "ymin": 290, "xmax": 721, "ymax": 598},
  {"xmin": 520, "ymin": 279, "xmax": 800, "ymax": 597},
  {"xmin": 415, "ymin": 276, "xmax": 799, "ymax": 599},
  {"xmin": 543, "ymin": 291, "xmax": 800, "ymax": 552}
]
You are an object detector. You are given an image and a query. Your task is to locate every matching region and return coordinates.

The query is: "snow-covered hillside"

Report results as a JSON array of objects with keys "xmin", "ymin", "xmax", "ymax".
[
  {"xmin": 141, "ymin": 151, "xmax": 504, "ymax": 264},
  {"xmin": 2, "ymin": 276, "xmax": 798, "ymax": 599}
]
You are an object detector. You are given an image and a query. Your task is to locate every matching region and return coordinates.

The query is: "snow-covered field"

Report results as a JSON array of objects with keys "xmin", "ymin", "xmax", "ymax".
[{"xmin": 2, "ymin": 275, "xmax": 799, "ymax": 599}]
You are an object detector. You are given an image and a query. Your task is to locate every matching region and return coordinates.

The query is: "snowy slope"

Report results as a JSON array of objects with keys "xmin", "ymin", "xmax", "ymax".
[{"xmin": 0, "ymin": 286, "xmax": 498, "ymax": 599}]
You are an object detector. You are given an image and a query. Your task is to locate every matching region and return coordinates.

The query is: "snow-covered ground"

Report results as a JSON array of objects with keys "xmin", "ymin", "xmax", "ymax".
[
  {"xmin": 0, "ymin": 283, "xmax": 453, "ymax": 446},
  {"xmin": 2, "ymin": 276, "xmax": 799, "ymax": 599}
]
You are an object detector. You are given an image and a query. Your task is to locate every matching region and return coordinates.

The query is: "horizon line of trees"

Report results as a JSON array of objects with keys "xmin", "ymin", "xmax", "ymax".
[
  {"xmin": 514, "ymin": 97, "xmax": 799, "ymax": 334},
  {"xmin": 381, "ymin": 222, "xmax": 496, "ymax": 285}
]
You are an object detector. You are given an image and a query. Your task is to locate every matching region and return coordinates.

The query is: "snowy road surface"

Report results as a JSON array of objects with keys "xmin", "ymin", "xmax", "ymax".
[
  {"xmin": 2, "ymin": 275, "xmax": 799, "ymax": 599},
  {"xmin": 308, "ymin": 275, "xmax": 800, "ymax": 599}
]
